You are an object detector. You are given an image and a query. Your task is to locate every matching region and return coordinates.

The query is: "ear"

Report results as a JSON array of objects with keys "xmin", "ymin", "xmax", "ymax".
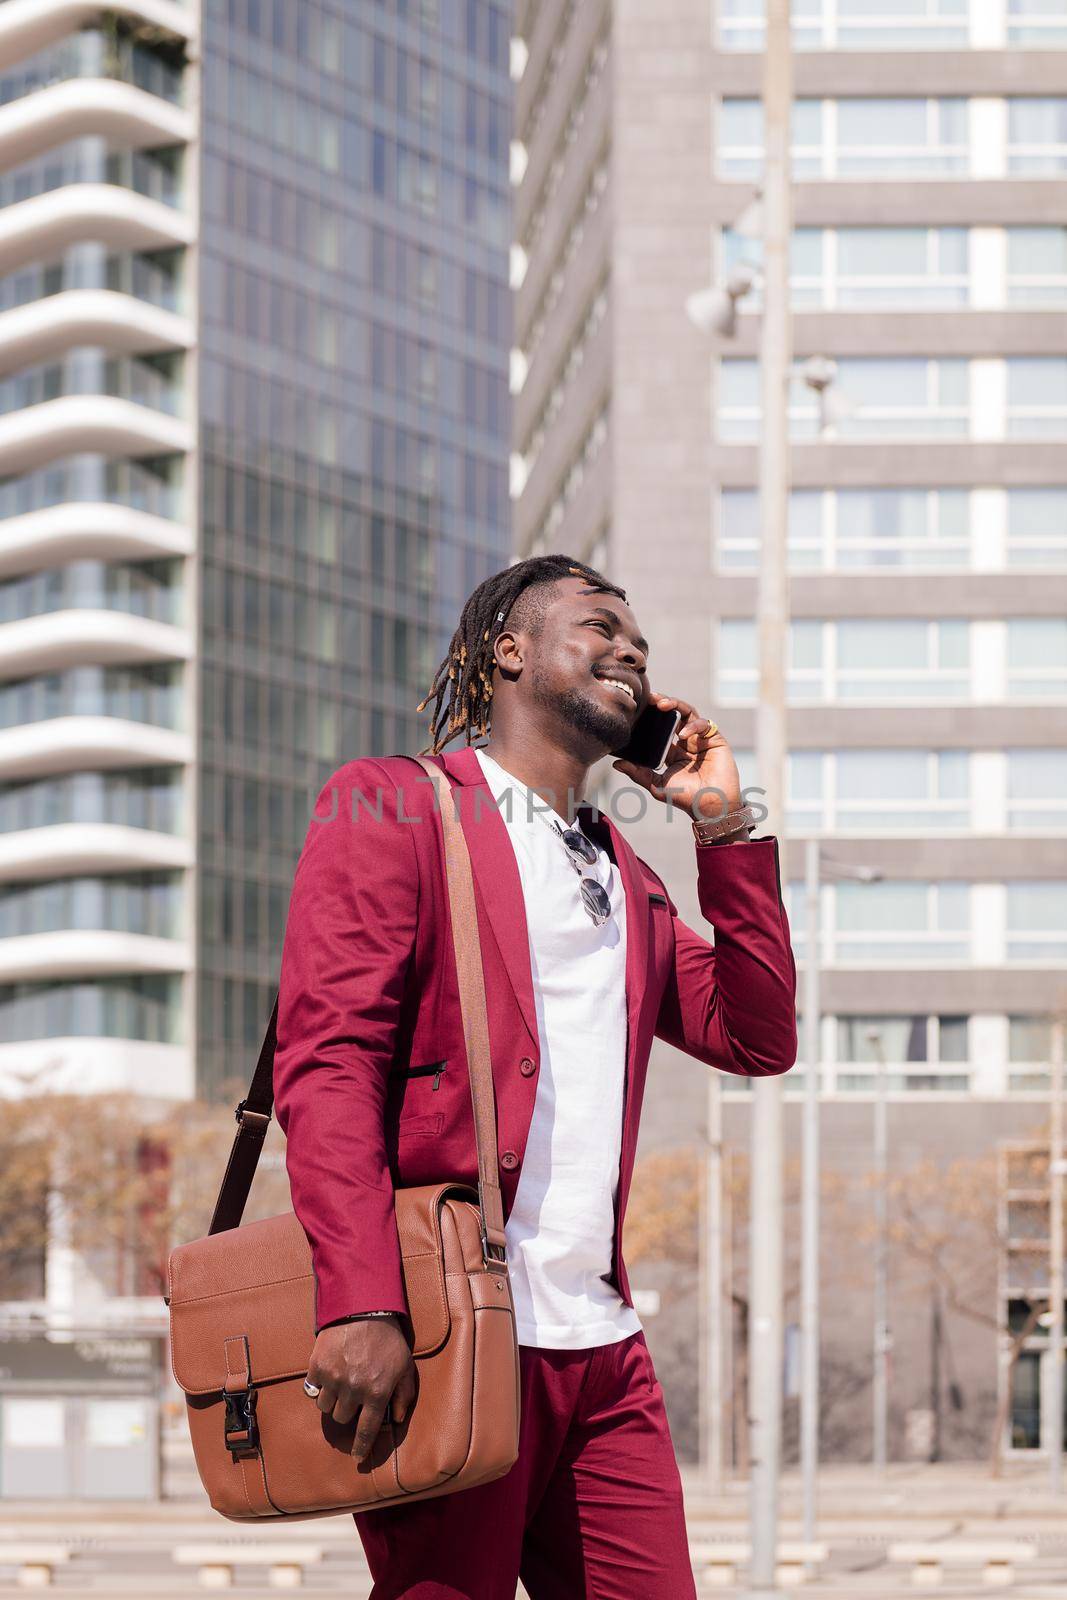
[{"xmin": 493, "ymin": 630, "xmax": 523, "ymax": 681}]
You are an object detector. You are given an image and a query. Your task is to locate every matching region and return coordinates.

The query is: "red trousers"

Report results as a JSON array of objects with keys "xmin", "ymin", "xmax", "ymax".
[{"xmin": 353, "ymin": 1331, "xmax": 696, "ymax": 1599}]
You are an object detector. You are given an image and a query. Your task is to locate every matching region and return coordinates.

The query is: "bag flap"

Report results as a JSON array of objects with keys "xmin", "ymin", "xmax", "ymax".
[{"xmin": 167, "ymin": 1183, "xmax": 475, "ymax": 1395}]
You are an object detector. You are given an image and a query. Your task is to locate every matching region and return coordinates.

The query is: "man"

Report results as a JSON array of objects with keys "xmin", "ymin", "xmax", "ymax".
[{"xmin": 273, "ymin": 554, "xmax": 797, "ymax": 1599}]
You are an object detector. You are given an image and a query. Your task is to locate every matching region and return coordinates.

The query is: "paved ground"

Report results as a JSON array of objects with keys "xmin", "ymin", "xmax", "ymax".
[{"xmin": 2, "ymin": 1461, "xmax": 1067, "ymax": 1595}]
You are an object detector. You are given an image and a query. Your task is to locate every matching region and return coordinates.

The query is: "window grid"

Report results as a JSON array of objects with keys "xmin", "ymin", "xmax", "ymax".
[
  {"xmin": 717, "ymin": 0, "xmax": 969, "ymax": 51},
  {"xmin": 716, "ymin": 487, "xmax": 972, "ymax": 572},
  {"xmin": 718, "ymin": 620, "xmax": 974, "ymax": 705},
  {"xmin": 717, "ymin": 96, "xmax": 969, "ymax": 181}
]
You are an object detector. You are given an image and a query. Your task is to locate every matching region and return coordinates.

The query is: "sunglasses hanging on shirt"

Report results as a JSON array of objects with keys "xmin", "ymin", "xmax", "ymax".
[{"xmin": 531, "ymin": 808, "xmax": 612, "ymax": 927}]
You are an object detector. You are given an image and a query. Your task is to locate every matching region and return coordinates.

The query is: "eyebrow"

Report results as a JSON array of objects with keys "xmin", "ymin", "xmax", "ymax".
[{"xmin": 588, "ymin": 605, "xmax": 648, "ymax": 657}]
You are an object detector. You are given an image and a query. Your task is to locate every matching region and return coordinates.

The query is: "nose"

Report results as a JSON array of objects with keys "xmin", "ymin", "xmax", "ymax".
[{"xmin": 615, "ymin": 637, "xmax": 646, "ymax": 672}]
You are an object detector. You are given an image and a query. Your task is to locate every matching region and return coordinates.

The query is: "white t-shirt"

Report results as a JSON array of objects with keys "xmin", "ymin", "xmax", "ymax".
[{"xmin": 474, "ymin": 748, "xmax": 643, "ymax": 1349}]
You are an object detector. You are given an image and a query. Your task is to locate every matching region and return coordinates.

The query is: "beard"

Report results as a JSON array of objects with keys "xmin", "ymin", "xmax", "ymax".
[{"xmin": 531, "ymin": 668, "xmax": 627, "ymax": 754}]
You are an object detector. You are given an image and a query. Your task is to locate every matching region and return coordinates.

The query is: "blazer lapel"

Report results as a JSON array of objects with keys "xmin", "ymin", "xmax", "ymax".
[
  {"xmin": 436, "ymin": 746, "xmax": 539, "ymax": 1051},
  {"xmin": 577, "ymin": 803, "xmax": 651, "ymax": 1084}
]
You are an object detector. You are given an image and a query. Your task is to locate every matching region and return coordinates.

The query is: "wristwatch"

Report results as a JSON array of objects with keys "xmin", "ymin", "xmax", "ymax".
[{"xmin": 692, "ymin": 804, "xmax": 757, "ymax": 847}]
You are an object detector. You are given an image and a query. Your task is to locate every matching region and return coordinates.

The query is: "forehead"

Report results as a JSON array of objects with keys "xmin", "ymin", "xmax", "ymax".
[{"xmin": 550, "ymin": 577, "xmax": 648, "ymax": 651}]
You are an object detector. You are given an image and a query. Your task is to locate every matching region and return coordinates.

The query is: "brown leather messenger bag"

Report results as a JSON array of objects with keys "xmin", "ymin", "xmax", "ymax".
[{"xmin": 165, "ymin": 755, "xmax": 521, "ymax": 1520}]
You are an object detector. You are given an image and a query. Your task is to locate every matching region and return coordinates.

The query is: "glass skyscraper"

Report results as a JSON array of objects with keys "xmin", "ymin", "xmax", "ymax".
[{"xmin": 195, "ymin": 0, "xmax": 513, "ymax": 1097}]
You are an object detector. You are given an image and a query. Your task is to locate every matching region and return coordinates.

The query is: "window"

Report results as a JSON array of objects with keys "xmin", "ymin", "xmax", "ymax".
[
  {"xmin": 1006, "ymin": 620, "xmax": 1067, "ymax": 697},
  {"xmin": 836, "ymin": 226, "xmax": 967, "ymax": 306},
  {"xmin": 1007, "ymin": 0, "xmax": 1067, "ymax": 45},
  {"xmin": 1008, "ymin": 99, "xmax": 1067, "ymax": 175},
  {"xmin": 837, "ymin": 97, "xmax": 967, "ymax": 175},
  {"xmin": 717, "ymin": 97, "xmax": 968, "ymax": 180},
  {"xmin": 721, "ymin": 226, "xmax": 968, "ymax": 310},
  {"xmin": 832, "ymin": 749, "xmax": 969, "ymax": 831},
  {"xmin": 837, "ymin": 619, "xmax": 969, "ymax": 700},
  {"xmin": 718, "ymin": 619, "xmax": 970, "ymax": 703},
  {"xmin": 718, "ymin": 357, "xmax": 969, "ymax": 441},
  {"xmin": 718, "ymin": 98, "xmax": 823, "ymax": 179},
  {"xmin": 831, "ymin": 880, "xmax": 970, "ymax": 963},
  {"xmin": 1006, "ymin": 358, "xmax": 1067, "ymax": 438},
  {"xmin": 719, "ymin": 489, "xmax": 821, "ymax": 569},
  {"xmin": 1007, "ymin": 228, "xmax": 1067, "ymax": 306},
  {"xmin": 719, "ymin": 486, "xmax": 969, "ymax": 571},
  {"xmin": 836, "ymin": 1014, "xmax": 968, "ymax": 1063},
  {"xmin": 838, "ymin": 1014, "xmax": 930, "ymax": 1060},
  {"xmin": 0, "ymin": 769, "xmax": 183, "ymax": 835},
  {"xmin": 717, "ymin": 0, "xmax": 968, "ymax": 50},
  {"xmin": 1009, "ymin": 1016, "xmax": 1054, "ymax": 1090},
  {"xmin": 1006, "ymin": 488, "xmax": 1067, "ymax": 567},
  {"xmin": 1007, "ymin": 751, "xmax": 1067, "ymax": 830},
  {"xmin": 0, "ymin": 874, "xmax": 183, "ymax": 940},
  {"xmin": 0, "ymin": 664, "xmax": 183, "ymax": 730},
  {"xmin": 736, "ymin": 747, "xmax": 971, "ymax": 832},
  {"xmin": 838, "ymin": 487, "xmax": 968, "ymax": 566},
  {"xmin": 1006, "ymin": 884, "xmax": 1067, "ymax": 962},
  {"xmin": 787, "ymin": 880, "xmax": 970, "ymax": 964}
]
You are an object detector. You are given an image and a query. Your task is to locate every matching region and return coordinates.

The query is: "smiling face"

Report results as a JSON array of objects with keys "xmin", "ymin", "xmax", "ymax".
[{"xmin": 492, "ymin": 575, "xmax": 650, "ymax": 760}]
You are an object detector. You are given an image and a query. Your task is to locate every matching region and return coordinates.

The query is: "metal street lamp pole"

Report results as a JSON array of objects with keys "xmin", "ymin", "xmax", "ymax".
[
  {"xmin": 868, "ymin": 1027, "xmax": 890, "ymax": 1472},
  {"xmin": 800, "ymin": 854, "xmax": 880, "ymax": 1540},
  {"xmin": 800, "ymin": 840, "xmax": 820, "ymax": 1543},
  {"xmin": 1048, "ymin": 1017, "xmax": 1064, "ymax": 1491},
  {"xmin": 748, "ymin": 0, "xmax": 792, "ymax": 1589},
  {"xmin": 703, "ymin": 1072, "xmax": 725, "ymax": 1491}
]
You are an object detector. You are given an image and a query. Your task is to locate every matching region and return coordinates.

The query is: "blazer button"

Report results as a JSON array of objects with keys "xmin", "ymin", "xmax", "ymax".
[
  {"xmin": 501, "ymin": 1150, "xmax": 519, "ymax": 1171},
  {"xmin": 519, "ymin": 1057, "xmax": 536, "ymax": 1077}
]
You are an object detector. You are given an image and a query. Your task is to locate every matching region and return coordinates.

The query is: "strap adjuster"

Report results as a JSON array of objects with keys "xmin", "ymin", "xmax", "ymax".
[
  {"xmin": 234, "ymin": 1099, "xmax": 271, "ymax": 1128},
  {"xmin": 479, "ymin": 1221, "xmax": 508, "ymax": 1271}
]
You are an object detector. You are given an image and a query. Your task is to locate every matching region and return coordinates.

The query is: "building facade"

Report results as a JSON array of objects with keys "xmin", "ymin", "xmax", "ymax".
[
  {"xmin": 510, "ymin": 0, "xmax": 1067, "ymax": 1462},
  {"xmin": 0, "ymin": 0, "xmax": 512, "ymax": 1495}
]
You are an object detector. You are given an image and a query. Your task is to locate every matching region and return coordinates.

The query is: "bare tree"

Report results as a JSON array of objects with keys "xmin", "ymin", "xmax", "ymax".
[
  {"xmin": 850, "ymin": 1145, "xmax": 1052, "ymax": 1474},
  {"xmin": 0, "ymin": 1093, "xmax": 291, "ymax": 1303}
]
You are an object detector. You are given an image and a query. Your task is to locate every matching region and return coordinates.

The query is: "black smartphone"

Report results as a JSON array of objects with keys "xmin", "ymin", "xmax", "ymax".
[{"xmin": 612, "ymin": 703, "xmax": 682, "ymax": 774}]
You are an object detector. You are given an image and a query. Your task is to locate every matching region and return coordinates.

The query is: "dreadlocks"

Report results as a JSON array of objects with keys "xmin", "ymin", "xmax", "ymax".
[{"xmin": 416, "ymin": 554, "xmax": 627, "ymax": 755}]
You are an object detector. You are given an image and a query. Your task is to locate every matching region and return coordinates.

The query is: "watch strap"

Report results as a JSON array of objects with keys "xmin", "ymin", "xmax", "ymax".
[{"xmin": 692, "ymin": 804, "xmax": 757, "ymax": 846}]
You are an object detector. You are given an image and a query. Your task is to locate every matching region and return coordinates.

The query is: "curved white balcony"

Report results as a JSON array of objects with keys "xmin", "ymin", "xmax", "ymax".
[
  {"xmin": 0, "ymin": 184, "xmax": 192, "ymax": 278},
  {"xmin": 0, "ymin": 609, "xmax": 191, "ymax": 679},
  {"xmin": 0, "ymin": 1037, "xmax": 193, "ymax": 1102},
  {"xmin": 0, "ymin": 928, "xmax": 191, "ymax": 982},
  {"xmin": 0, "ymin": 0, "xmax": 194, "ymax": 73},
  {"xmin": 0, "ymin": 822, "xmax": 192, "ymax": 881},
  {"xmin": 0, "ymin": 79, "xmax": 193, "ymax": 173},
  {"xmin": 0, "ymin": 291, "xmax": 192, "ymax": 379},
  {"xmin": 0, "ymin": 395, "xmax": 191, "ymax": 475},
  {"xmin": 0, "ymin": 715, "xmax": 191, "ymax": 779},
  {"xmin": 0, "ymin": 503, "xmax": 192, "ymax": 578}
]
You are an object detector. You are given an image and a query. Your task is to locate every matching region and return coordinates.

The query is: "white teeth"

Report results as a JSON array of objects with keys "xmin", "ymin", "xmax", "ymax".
[{"xmin": 597, "ymin": 675, "xmax": 635, "ymax": 703}]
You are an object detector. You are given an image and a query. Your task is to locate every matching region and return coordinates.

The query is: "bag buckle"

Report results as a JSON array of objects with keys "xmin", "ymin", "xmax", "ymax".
[
  {"xmin": 479, "ymin": 1220, "xmax": 508, "ymax": 1272},
  {"xmin": 223, "ymin": 1387, "xmax": 259, "ymax": 1456}
]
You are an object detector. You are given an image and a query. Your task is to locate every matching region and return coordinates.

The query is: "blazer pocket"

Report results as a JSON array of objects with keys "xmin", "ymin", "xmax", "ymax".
[
  {"xmin": 400, "ymin": 1059, "xmax": 447, "ymax": 1088},
  {"xmin": 397, "ymin": 1112, "xmax": 443, "ymax": 1138}
]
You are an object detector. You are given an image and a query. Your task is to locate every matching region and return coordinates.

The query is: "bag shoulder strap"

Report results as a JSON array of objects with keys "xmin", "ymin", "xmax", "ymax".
[{"xmin": 207, "ymin": 754, "xmax": 507, "ymax": 1267}]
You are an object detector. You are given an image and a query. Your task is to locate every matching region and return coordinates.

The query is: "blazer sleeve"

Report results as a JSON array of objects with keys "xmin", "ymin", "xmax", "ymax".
[
  {"xmin": 272, "ymin": 759, "xmax": 419, "ymax": 1331},
  {"xmin": 650, "ymin": 835, "xmax": 797, "ymax": 1078}
]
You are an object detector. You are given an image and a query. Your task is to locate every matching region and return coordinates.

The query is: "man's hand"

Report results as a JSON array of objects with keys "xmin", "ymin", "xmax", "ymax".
[
  {"xmin": 306, "ymin": 1316, "xmax": 416, "ymax": 1461},
  {"xmin": 613, "ymin": 691, "xmax": 742, "ymax": 821}
]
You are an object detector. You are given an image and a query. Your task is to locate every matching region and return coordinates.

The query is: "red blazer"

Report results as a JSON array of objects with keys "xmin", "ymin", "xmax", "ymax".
[{"xmin": 273, "ymin": 745, "xmax": 797, "ymax": 1331}]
